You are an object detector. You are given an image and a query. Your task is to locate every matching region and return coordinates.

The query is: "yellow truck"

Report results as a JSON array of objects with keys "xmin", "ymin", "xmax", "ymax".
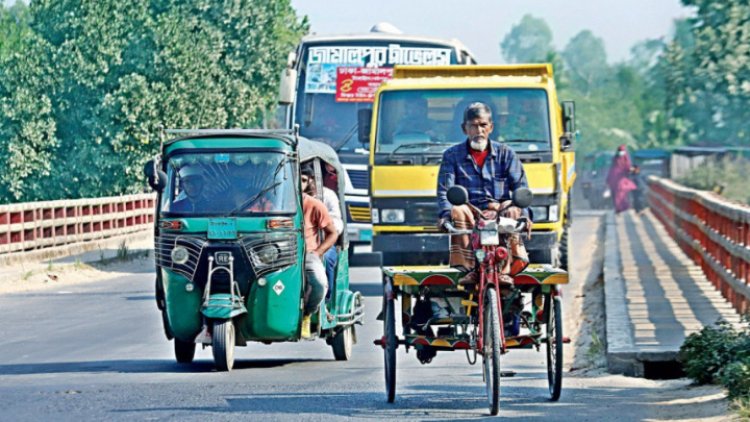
[{"xmin": 357, "ymin": 64, "xmax": 576, "ymax": 268}]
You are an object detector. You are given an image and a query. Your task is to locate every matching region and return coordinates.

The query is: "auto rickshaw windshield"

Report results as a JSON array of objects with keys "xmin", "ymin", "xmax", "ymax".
[{"xmin": 161, "ymin": 151, "xmax": 296, "ymax": 215}]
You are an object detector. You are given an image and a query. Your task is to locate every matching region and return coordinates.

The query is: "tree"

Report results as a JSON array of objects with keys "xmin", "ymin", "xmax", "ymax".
[
  {"xmin": 0, "ymin": 0, "xmax": 308, "ymax": 202},
  {"xmin": 0, "ymin": 1, "xmax": 30, "ymax": 61},
  {"xmin": 500, "ymin": 14, "xmax": 555, "ymax": 64},
  {"xmin": 562, "ymin": 30, "xmax": 608, "ymax": 96}
]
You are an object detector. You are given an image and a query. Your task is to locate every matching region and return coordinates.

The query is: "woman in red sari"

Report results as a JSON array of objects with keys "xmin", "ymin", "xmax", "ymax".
[{"xmin": 606, "ymin": 145, "xmax": 637, "ymax": 213}]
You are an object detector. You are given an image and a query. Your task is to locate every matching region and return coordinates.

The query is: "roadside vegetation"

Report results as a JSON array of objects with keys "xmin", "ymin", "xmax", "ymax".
[
  {"xmin": 677, "ymin": 157, "xmax": 750, "ymax": 205},
  {"xmin": 679, "ymin": 318, "xmax": 750, "ymax": 413}
]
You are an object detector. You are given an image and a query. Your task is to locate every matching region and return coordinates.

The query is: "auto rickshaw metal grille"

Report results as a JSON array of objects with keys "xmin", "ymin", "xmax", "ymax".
[
  {"xmin": 155, "ymin": 233, "xmax": 207, "ymax": 281},
  {"xmin": 241, "ymin": 234, "xmax": 297, "ymax": 277}
]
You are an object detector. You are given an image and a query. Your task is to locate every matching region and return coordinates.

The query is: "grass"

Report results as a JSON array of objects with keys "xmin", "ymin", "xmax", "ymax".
[
  {"xmin": 22, "ymin": 270, "xmax": 33, "ymax": 280},
  {"xmin": 116, "ymin": 240, "xmax": 129, "ymax": 261},
  {"xmin": 586, "ymin": 331, "xmax": 605, "ymax": 364},
  {"xmin": 73, "ymin": 258, "xmax": 85, "ymax": 270},
  {"xmin": 734, "ymin": 397, "xmax": 750, "ymax": 420},
  {"xmin": 46, "ymin": 260, "xmax": 54, "ymax": 272},
  {"xmin": 677, "ymin": 157, "xmax": 750, "ymax": 205}
]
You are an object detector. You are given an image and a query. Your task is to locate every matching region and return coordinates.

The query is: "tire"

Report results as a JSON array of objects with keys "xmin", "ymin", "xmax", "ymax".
[
  {"xmin": 212, "ymin": 320, "xmax": 235, "ymax": 372},
  {"xmin": 559, "ymin": 226, "xmax": 570, "ymax": 271},
  {"xmin": 384, "ymin": 294, "xmax": 397, "ymax": 403},
  {"xmin": 332, "ymin": 325, "xmax": 354, "ymax": 361},
  {"xmin": 174, "ymin": 338, "xmax": 195, "ymax": 364},
  {"xmin": 483, "ymin": 287, "xmax": 501, "ymax": 416},
  {"xmin": 546, "ymin": 295, "xmax": 563, "ymax": 401}
]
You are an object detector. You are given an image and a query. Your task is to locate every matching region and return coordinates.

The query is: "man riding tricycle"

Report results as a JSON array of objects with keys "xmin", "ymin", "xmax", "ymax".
[
  {"xmin": 376, "ymin": 102, "xmax": 568, "ymax": 415},
  {"xmin": 144, "ymin": 128, "xmax": 363, "ymax": 371}
]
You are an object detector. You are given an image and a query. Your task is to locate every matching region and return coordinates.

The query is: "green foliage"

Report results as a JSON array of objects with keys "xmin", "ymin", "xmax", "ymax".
[
  {"xmin": 0, "ymin": 0, "xmax": 307, "ymax": 202},
  {"xmin": 0, "ymin": 1, "xmax": 30, "ymax": 61},
  {"xmin": 720, "ymin": 358, "xmax": 750, "ymax": 399},
  {"xmin": 500, "ymin": 14, "xmax": 555, "ymax": 64},
  {"xmin": 663, "ymin": 0, "xmax": 750, "ymax": 146},
  {"xmin": 679, "ymin": 320, "xmax": 750, "ymax": 387},
  {"xmin": 677, "ymin": 157, "xmax": 750, "ymax": 205}
]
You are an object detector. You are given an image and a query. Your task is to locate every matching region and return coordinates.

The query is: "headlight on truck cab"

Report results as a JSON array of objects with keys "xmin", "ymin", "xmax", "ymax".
[
  {"xmin": 529, "ymin": 206, "xmax": 548, "ymax": 222},
  {"xmin": 529, "ymin": 204, "xmax": 559, "ymax": 223},
  {"xmin": 381, "ymin": 209, "xmax": 405, "ymax": 223}
]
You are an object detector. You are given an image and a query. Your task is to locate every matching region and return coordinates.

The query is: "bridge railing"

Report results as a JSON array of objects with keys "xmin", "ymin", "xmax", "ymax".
[
  {"xmin": 648, "ymin": 176, "xmax": 750, "ymax": 315},
  {"xmin": 0, "ymin": 194, "xmax": 155, "ymax": 255}
]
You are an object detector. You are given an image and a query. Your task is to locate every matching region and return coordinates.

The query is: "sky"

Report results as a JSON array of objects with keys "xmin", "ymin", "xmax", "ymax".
[{"xmin": 290, "ymin": 0, "xmax": 694, "ymax": 64}]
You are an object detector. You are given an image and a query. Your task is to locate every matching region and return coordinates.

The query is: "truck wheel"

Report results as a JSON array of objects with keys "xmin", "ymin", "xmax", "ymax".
[{"xmin": 560, "ymin": 227, "xmax": 570, "ymax": 271}]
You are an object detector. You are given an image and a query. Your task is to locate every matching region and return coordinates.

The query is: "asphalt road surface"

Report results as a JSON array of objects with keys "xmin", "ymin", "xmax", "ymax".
[{"xmin": 0, "ymin": 214, "xmax": 730, "ymax": 421}]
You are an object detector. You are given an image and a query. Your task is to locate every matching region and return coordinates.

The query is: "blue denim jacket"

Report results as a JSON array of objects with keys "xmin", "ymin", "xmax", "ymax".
[{"xmin": 437, "ymin": 140, "xmax": 528, "ymax": 219}]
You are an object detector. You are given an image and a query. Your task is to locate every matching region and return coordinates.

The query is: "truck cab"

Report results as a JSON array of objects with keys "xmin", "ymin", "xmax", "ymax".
[{"xmin": 364, "ymin": 64, "xmax": 576, "ymax": 268}]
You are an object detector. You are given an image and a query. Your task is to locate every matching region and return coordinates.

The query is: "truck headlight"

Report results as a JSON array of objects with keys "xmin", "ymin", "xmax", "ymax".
[
  {"xmin": 529, "ymin": 206, "xmax": 548, "ymax": 222},
  {"xmin": 381, "ymin": 209, "xmax": 405, "ymax": 223},
  {"xmin": 171, "ymin": 246, "xmax": 190, "ymax": 265},
  {"xmin": 371, "ymin": 208, "xmax": 379, "ymax": 224}
]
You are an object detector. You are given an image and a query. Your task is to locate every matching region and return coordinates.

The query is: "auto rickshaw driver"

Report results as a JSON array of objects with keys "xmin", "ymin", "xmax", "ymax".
[
  {"xmin": 300, "ymin": 166, "xmax": 339, "ymax": 338},
  {"xmin": 172, "ymin": 165, "xmax": 208, "ymax": 213}
]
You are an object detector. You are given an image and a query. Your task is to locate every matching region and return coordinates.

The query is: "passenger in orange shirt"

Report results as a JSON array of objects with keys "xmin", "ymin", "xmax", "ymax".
[{"xmin": 300, "ymin": 166, "xmax": 338, "ymax": 338}]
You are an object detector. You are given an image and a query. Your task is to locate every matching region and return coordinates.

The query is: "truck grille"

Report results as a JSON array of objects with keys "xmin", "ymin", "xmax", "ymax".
[
  {"xmin": 348, "ymin": 205, "xmax": 372, "ymax": 223},
  {"xmin": 347, "ymin": 169, "xmax": 369, "ymax": 190}
]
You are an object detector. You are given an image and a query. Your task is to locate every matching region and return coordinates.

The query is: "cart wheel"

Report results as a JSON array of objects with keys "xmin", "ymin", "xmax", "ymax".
[
  {"xmin": 384, "ymin": 294, "xmax": 397, "ymax": 403},
  {"xmin": 174, "ymin": 338, "xmax": 195, "ymax": 364},
  {"xmin": 546, "ymin": 295, "xmax": 563, "ymax": 401},
  {"xmin": 212, "ymin": 320, "xmax": 235, "ymax": 372},
  {"xmin": 332, "ymin": 325, "xmax": 354, "ymax": 361},
  {"xmin": 483, "ymin": 287, "xmax": 501, "ymax": 416}
]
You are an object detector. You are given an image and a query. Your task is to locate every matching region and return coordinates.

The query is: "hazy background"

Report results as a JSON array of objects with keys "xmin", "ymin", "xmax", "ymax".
[{"xmin": 290, "ymin": 0, "xmax": 693, "ymax": 63}]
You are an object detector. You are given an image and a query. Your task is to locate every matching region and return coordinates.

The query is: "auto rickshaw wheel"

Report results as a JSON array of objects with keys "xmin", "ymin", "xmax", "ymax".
[
  {"xmin": 174, "ymin": 338, "xmax": 195, "ymax": 364},
  {"xmin": 546, "ymin": 294, "xmax": 563, "ymax": 401},
  {"xmin": 483, "ymin": 287, "xmax": 501, "ymax": 416},
  {"xmin": 212, "ymin": 320, "xmax": 235, "ymax": 372},
  {"xmin": 332, "ymin": 325, "xmax": 354, "ymax": 361},
  {"xmin": 384, "ymin": 294, "xmax": 397, "ymax": 403}
]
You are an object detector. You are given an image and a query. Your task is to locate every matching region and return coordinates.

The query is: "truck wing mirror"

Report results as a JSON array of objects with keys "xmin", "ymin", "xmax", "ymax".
[
  {"xmin": 512, "ymin": 187, "xmax": 533, "ymax": 209},
  {"xmin": 562, "ymin": 100, "xmax": 575, "ymax": 134},
  {"xmin": 357, "ymin": 108, "xmax": 372, "ymax": 147},
  {"xmin": 144, "ymin": 159, "xmax": 167, "ymax": 192},
  {"xmin": 446, "ymin": 185, "xmax": 469, "ymax": 206}
]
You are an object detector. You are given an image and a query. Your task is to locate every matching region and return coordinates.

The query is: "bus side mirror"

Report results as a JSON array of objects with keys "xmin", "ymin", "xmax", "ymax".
[
  {"xmin": 144, "ymin": 159, "xmax": 167, "ymax": 192},
  {"xmin": 357, "ymin": 108, "xmax": 372, "ymax": 147},
  {"xmin": 278, "ymin": 67, "xmax": 297, "ymax": 105}
]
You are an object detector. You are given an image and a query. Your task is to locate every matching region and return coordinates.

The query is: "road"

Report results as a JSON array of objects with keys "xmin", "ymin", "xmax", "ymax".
[{"xmin": 0, "ymin": 214, "xmax": 729, "ymax": 421}]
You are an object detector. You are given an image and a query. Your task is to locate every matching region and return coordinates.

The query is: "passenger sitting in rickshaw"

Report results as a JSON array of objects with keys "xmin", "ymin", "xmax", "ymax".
[
  {"xmin": 301, "ymin": 163, "xmax": 344, "ymax": 298},
  {"xmin": 436, "ymin": 102, "xmax": 531, "ymax": 286},
  {"xmin": 300, "ymin": 166, "xmax": 339, "ymax": 338}
]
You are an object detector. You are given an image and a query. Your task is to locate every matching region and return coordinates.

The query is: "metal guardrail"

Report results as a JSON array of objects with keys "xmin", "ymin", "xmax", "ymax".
[
  {"xmin": 647, "ymin": 176, "xmax": 750, "ymax": 315},
  {"xmin": 0, "ymin": 193, "xmax": 155, "ymax": 255}
]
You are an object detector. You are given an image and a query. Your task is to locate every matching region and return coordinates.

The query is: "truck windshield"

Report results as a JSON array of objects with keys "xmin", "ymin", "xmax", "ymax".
[
  {"xmin": 161, "ymin": 152, "xmax": 296, "ymax": 215},
  {"xmin": 374, "ymin": 88, "xmax": 552, "ymax": 153},
  {"xmin": 294, "ymin": 41, "xmax": 461, "ymax": 152}
]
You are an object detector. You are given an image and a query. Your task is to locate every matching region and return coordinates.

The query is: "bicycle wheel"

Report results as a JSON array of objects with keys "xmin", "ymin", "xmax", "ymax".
[
  {"xmin": 546, "ymin": 294, "xmax": 563, "ymax": 400},
  {"xmin": 483, "ymin": 287, "xmax": 501, "ymax": 415},
  {"xmin": 384, "ymin": 292, "xmax": 397, "ymax": 403}
]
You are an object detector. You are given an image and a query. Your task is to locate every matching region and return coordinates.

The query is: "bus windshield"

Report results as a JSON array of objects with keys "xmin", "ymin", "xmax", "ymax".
[
  {"xmin": 374, "ymin": 88, "xmax": 552, "ymax": 154},
  {"xmin": 161, "ymin": 151, "xmax": 296, "ymax": 216},
  {"xmin": 295, "ymin": 41, "xmax": 465, "ymax": 152}
]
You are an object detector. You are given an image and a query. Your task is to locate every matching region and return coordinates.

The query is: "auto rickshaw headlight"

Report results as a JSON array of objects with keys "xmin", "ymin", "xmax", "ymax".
[
  {"xmin": 256, "ymin": 244, "xmax": 280, "ymax": 265},
  {"xmin": 171, "ymin": 246, "xmax": 190, "ymax": 265}
]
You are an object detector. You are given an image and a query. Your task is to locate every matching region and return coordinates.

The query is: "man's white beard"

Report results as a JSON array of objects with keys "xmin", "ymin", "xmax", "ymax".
[{"xmin": 470, "ymin": 139, "xmax": 487, "ymax": 151}]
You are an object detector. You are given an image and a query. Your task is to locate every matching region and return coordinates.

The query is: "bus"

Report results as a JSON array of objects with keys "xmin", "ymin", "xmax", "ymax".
[{"xmin": 278, "ymin": 23, "xmax": 476, "ymax": 257}]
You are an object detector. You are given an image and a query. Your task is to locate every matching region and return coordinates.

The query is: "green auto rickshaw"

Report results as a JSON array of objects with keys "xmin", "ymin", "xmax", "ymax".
[{"xmin": 144, "ymin": 128, "xmax": 364, "ymax": 371}]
